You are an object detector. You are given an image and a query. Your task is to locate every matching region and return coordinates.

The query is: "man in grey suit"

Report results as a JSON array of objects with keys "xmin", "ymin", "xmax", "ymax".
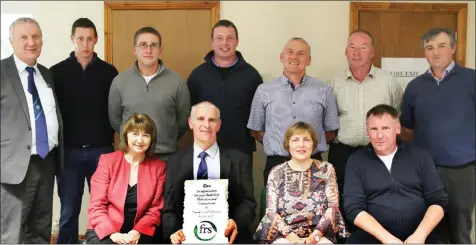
[{"xmin": 1, "ymin": 17, "xmax": 64, "ymax": 243}]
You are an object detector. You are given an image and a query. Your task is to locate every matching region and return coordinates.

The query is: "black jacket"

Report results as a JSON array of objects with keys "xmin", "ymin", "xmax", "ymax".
[
  {"xmin": 50, "ymin": 52, "xmax": 118, "ymax": 147},
  {"xmin": 343, "ymin": 141, "xmax": 448, "ymax": 237},
  {"xmin": 187, "ymin": 51, "xmax": 263, "ymax": 155},
  {"xmin": 161, "ymin": 146, "xmax": 256, "ymax": 243}
]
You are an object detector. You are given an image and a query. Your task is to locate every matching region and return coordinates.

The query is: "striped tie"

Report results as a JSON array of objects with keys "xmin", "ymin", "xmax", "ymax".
[
  {"xmin": 197, "ymin": 151, "xmax": 208, "ymax": 179},
  {"xmin": 26, "ymin": 66, "xmax": 49, "ymax": 158}
]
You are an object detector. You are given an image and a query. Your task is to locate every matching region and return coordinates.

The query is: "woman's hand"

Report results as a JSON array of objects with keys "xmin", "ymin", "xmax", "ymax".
[
  {"xmin": 126, "ymin": 230, "xmax": 141, "ymax": 244},
  {"xmin": 109, "ymin": 233, "xmax": 126, "ymax": 244},
  {"xmin": 305, "ymin": 230, "xmax": 321, "ymax": 244}
]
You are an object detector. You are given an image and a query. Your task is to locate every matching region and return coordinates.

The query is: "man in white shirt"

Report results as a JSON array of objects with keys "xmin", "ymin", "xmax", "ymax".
[
  {"xmin": 162, "ymin": 101, "xmax": 256, "ymax": 244},
  {"xmin": 0, "ymin": 17, "xmax": 63, "ymax": 243}
]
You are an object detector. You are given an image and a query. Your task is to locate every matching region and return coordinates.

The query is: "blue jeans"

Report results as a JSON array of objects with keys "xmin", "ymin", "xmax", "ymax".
[{"xmin": 57, "ymin": 146, "xmax": 114, "ymax": 244}]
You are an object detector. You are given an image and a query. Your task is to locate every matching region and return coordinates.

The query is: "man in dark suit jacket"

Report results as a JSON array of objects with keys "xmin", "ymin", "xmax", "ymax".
[
  {"xmin": 1, "ymin": 17, "xmax": 64, "ymax": 243},
  {"xmin": 162, "ymin": 101, "xmax": 256, "ymax": 244}
]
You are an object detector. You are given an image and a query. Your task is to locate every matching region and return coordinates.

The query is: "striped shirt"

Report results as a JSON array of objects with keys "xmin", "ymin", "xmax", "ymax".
[
  {"xmin": 428, "ymin": 61, "xmax": 455, "ymax": 84},
  {"xmin": 329, "ymin": 65, "xmax": 403, "ymax": 146},
  {"xmin": 247, "ymin": 74, "xmax": 339, "ymax": 156}
]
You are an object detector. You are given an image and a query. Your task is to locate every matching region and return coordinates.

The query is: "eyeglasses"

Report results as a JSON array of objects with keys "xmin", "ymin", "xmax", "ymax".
[{"xmin": 135, "ymin": 42, "xmax": 161, "ymax": 49}]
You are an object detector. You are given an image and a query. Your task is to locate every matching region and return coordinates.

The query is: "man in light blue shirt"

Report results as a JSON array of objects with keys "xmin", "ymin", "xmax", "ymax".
[{"xmin": 248, "ymin": 37, "xmax": 339, "ymax": 184}]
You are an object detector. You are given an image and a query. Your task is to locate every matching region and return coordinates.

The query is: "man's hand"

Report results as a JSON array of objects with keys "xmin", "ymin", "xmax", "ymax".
[
  {"xmin": 224, "ymin": 219, "xmax": 238, "ymax": 243},
  {"xmin": 381, "ymin": 235, "xmax": 404, "ymax": 244},
  {"xmin": 404, "ymin": 232, "xmax": 426, "ymax": 244},
  {"xmin": 109, "ymin": 233, "xmax": 126, "ymax": 244},
  {"xmin": 170, "ymin": 230, "xmax": 186, "ymax": 244},
  {"xmin": 126, "ymin": 230, "xmax": 141, "ymax": 244}
]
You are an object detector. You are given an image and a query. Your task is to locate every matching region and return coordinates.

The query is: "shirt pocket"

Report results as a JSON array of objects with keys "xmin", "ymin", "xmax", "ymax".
[{"xmin": 302, "ymin": 99, "xmax": 324, "ymax": 120}]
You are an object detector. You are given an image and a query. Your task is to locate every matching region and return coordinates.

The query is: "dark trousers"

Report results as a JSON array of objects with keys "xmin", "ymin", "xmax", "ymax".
[
  {"xmin": 438, "ymin": 161, "xmax": 475, "ymax": 244},
  {"xmin": 345, "ymin": 229, "xmax": 443, "ymax": 244},
  {"xmin": 1, "ymin": 153, "xmax": 55, "ymax": 243},
  {"xmin": 328, "ymin": 142, "xmax": 364, "ymax": 233},
  {"xmin": 85, "ymin": 229, "xmax": 154, "ymax": 244},
  {"xmin": 57, "ymin": 146, "xmax": 114, "ymax": 244},
  {"xmin": 263, "ymin": 153, "xmax": 322, "ymax": 186}
]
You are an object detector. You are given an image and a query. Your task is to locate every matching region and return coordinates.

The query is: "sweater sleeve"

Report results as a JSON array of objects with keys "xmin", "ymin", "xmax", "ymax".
[
  {"xmin": 176, "ymin": 79, "xmax": 191, "ymax": 139},
  {"xmin": 399, "ymin": 82, "xmax": 415, "ymax": 129},
  {"xmin": 343, "ymin": 154, "xmax": 368, "ymax": 224},
  {"xmin": 108, "ymin": 80, "xmax": 123, "ymax": 133},
  {"xmin": 419, "ymin": 149, "xmax": 448, "ymax": 210}
]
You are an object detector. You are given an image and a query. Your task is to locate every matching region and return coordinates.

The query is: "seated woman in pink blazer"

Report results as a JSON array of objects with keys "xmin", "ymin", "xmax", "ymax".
[{"xmin": 86, "ymin": 113, "xmax": 166, "ymax": 244}]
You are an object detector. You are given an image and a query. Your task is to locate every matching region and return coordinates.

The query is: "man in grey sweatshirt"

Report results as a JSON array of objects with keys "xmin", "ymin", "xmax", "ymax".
[{"xmin": 108, "ymin": 26, "xmax": 190, "ymax": 161}]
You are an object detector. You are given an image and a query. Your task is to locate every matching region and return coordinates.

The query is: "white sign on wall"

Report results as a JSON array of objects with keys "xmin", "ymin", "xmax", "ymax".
[{"xmin": 381, "ymin": 57, "xmax": 429, "ymax": 90}]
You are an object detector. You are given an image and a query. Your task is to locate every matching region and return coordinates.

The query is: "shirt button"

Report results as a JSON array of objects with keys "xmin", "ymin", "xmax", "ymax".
[
  {"xmin": 293, "ymin": 102, "xmax": 295, "ymax": 104},
  {"xmin": 293, "ymin": 116, "xmax": 296, "ymax": 119},
  {"xmin": 26, "ymin": 145, "xmax": 31, "ymax": 150},
  {"xmin": 28, "ymin": 126, "xmax": 31, "ymax": 131}
]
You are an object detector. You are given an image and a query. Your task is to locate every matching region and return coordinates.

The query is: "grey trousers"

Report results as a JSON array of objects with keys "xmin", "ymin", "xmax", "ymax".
[
  {"xmin": 438, "ymin": 161, "xmax": 476, "ymax": 244},
  {"xmin": 1, "ymin": 154, "xmax": 55, "ymax": 243}
]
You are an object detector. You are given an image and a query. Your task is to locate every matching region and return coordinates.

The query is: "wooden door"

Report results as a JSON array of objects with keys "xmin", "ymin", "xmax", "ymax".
[
  {"xmin": 104, "ymin": 1, "xmax": 220, "ymax": 149},
  {"xmin": 350, "ymin": 2, "xmax": 468, "ymax": 68}
]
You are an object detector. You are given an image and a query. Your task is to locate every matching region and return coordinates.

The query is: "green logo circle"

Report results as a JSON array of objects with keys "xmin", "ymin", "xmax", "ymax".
[{"xmin": 193, "ymin": 221, "xmax": 217, "ymax": 241}]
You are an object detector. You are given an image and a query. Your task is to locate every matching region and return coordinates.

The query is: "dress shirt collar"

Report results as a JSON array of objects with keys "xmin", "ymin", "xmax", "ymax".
[
  {"xmin": 280, "ymin": 73, "xmax": 308, "ymax": 89},
  {"xmin": 193, "ymin": 141, "xmax": 219, "ymax": 160},
  {"xmin": 13, "ymin": 53, "xmax": 39, "ymax": 74},
  {"xmin": 428, "ymin": 60, "xmax": 455, "ymax": 81},
  {"xmin": 346, "ymin": 64, "xmax": 376, "ymax": 81}
]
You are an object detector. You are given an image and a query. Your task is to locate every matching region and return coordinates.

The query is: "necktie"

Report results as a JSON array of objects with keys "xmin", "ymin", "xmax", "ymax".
[
  {"xmin": 26, "ymin": 67, "xmax": 49, "ymax": 158},
  {"xmin": 197, "ymin": 151, "xmax": 208, "ymax": 179}
]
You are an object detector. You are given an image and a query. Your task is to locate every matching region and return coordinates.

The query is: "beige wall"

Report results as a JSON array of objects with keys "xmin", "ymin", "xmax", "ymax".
[{"xmin": 1, "ymin": 0, "xmax": 474, "ymax": 236}]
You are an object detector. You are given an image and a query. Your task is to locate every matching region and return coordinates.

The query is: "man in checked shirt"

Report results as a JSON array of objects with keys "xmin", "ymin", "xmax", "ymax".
[{"xmin": 328, "ymin": 30, "xmax": 403, "ymax": 232}]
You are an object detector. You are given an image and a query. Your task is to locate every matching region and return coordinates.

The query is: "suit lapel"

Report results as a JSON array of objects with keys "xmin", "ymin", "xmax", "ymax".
[
  {"xmin": 5, "ymin": 55, "xmax": 30, "ymax": 122},
  {"xmin": 220, "ymin": 148, "xmax": 231, "ymax": 179}
]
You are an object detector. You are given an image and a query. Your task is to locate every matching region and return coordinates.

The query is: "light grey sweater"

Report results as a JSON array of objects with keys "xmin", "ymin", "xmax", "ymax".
[{"xmin": 108, "ymin": 60, "xmax": 190, "ymax": 155}]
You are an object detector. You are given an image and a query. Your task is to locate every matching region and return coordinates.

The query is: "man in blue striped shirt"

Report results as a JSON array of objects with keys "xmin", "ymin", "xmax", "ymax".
[{"xmin": 247, "ymin": 37, "xmax": 339, "ymax": 185}]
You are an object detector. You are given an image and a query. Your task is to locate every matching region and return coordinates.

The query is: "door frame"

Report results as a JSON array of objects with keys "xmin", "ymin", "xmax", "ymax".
[
  {"xmin": 104, "ymin": 1, "xmax": 220, "ymax": 64},
  {"xmin": 349, "ymin": 2, "xmax": 468, "ymax": 66}
]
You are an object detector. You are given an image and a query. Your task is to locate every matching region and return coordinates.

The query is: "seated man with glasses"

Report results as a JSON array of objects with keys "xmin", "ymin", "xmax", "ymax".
[{"xmin": 108, "ymin": 26, "xmax": 191, "ymax": 163}]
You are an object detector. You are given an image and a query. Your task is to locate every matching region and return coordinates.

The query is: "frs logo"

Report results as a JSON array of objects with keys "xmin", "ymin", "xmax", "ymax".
[{"xmin": 194, "ymin": 221, "xmax": 217, "ymax": 241}]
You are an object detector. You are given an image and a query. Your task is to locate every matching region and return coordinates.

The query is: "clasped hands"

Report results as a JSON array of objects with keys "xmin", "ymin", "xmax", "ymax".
[
  {"xmin": 110, "ymin": 230, "xmax": 141, "ymax": 244},
  {"xmin": 381, "ymin": 231, "xmax": 427, "ymax": 244},
  {"xmin": 170, "ymin": 219, "xmax": 238, "ymax": 244},
  {"xmin": 285, "ymin": 230, "xmax": 321, "ymax": 244}
]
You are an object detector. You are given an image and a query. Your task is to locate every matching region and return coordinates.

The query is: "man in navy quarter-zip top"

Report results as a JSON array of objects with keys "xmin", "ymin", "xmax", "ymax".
[
  {"xmin": 400, "ymin": 28, "xmax": 475, "ymax": 244},
  {"xmin": 108, "ymin": 27, "xmax": 191, "ymax": 162},
  {"xmin": 343, "ymin": 104, "xmax": 448, "ymax": 244}
]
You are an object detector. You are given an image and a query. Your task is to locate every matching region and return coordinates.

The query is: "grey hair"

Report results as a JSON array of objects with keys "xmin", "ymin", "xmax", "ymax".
[
  {"xmin": 288, "ymin": 37, "xmax": 311, "ymax": 54},
  {"xmin": 9, "ymin": 17, "xmax": 42, "ymax": 39},
  {"xmin": 190, "ymin": 101, "xmax": 221, "ymax": 119},
  {"xmin": 420, "ymin": 28, "xmax": 456, "ymax": 48}
]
